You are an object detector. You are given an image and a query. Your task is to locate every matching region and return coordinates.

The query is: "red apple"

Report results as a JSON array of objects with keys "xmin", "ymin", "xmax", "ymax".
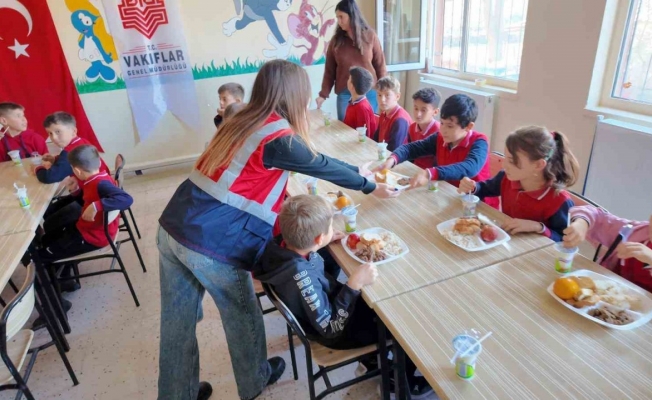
[
  {"xmin": 480, "ymin": 225, "xmax": 499, "ymax": 242},
  {"xmin": 347, "ymin": 234, "xmax": 360, "ymax": 249}
]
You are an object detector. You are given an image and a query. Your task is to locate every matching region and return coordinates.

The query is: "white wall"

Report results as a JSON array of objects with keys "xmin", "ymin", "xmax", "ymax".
[{"xmin": 400, "ymin": 0, "xmax": 608, "ymax": 190}]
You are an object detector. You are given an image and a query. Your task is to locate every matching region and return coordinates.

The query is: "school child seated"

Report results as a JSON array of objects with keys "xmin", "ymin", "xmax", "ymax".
[
  {"xmin": 254, "ymin": 195, "xmax": 434, "ymax": 399},
  {"xmin": 0, "ymin": 102, "xmax": 48, "ymax": 162},
  {"xmin": 214, "ymin": 82, "xmax": 245, "ymax": 128},
  {"xmin": 39, "ymin": 144, "xmax": 133, "ymax": 263},
  {"xmin": 406, "ymin": 88, "xmax": 441, "ymax": 169},
  {"xmin": 458, "ymin": 126, "xmax": 579, "ymax": 242},
  {"xmin": 343, "ymin": 66, "xmax": 377, "ymax": 136},
  {"xmin": 564, "ymin": 209, "xmax": 652, "ymax": 292},
  {"xmin": 373, "ymin": 76, "xmax": 412, "ymax": 152}
]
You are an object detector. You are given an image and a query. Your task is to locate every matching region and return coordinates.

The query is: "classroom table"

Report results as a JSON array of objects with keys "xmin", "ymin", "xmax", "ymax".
[
  {"xmin": 290, "ymin": 112, "xmax": 553, "ymax": 306},
  {"xmin": 375, "ymin": 246, "xmax": 652, "ymax": 399},
  {"xmin": 0, "ymin": 160, "xmax": 59, "ymax": 236},
  {"xmin": 0, "ymin": 231, "xmax": 34, "ymax": 292}
]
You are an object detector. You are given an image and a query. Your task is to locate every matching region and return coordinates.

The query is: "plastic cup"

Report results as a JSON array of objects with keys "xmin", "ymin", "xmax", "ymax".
[
  {"xmin": 428, "ymin": 181, "xmax": 439, "ymax": 192},
  {"xmin": 8, "ymin": 150, "xmax": 21, "ymax": 166},
  {"xmin": 452, "ymin": 334, "xmax": 483, "ymax": 380},
  {"xmin": 324, "ymin": 112, "xmax": 332, "ymax": 126},
  {"xmin": 377, "ymin": 142, "xmax": 388, "ymax": 161},
  {"xmin": 461, "ymin": 195, "xmax": 480, "ymax": 217},
  {"xmin": 342, "ymin": 206, "xmax": 358, "ymax": 233},
  {"xmin": 15, "ymin": 187, "xmax": 30, "ymax": 209},
  {"xmin": 356, "ymin": 127, "xmax": 367, "ymax": 143},
  {"xmin": 30, "ymin": 152, "xmax": 42, "ymax": 166},
  {"xmin": 306, "ymin": 177, "xmax": 318, "ymax": 195},
  {"xmin": 554, "ymin": 243, "xmax": 579, "ymax": 274}
]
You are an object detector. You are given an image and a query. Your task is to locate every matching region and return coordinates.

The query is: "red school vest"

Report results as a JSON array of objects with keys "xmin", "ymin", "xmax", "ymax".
[
  {"xmin": 343, "ymin": 97, "xmax": 377, "ymax": 137},
  {"xmin": 500, "ymin": 178, "xmax": 570, "ymax": 223},
  {"xmin": 436, "ymin": 131, "xmax": 491, "ymax": 187},
  {"xmin": 190, "ymin": 114, "xmax": 293, "ymax": 227},
  {"xmin": 377, "ymin": 106, "xmax": 412, "ymax": 144},
  {"xmin": 616, "ymin": 241, "xmax": 652, "ymax": 293},
  {"xmin": 0, "ymin": 129, "xmax": 48, "ymax": 161},
  {"xmin": 408, "ymin": 120, "xmax": 439, "ymax": 169},
  {"xmin": 76, "ymin": 172, "xmax": 120, "ymax": 248}
]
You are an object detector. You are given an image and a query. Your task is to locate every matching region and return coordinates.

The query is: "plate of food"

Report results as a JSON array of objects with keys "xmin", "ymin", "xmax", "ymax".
[
  {"xmin": 369, "ymin": 169, "xmax": 411, "ymax": 191},
  {"xmin": 342, "ymin": 228, "xmax": 409, "ymax": 265},
  {"xmin": 321, "ymin": 191, "xmax": 354, "ymax": 214},
  {"xmin": 436, "ymin": 215, "xmax": 510, "ymax": 252},
  {"xmin": 547, "ymin": 270, "xmax": 652, "ymax": 330}
]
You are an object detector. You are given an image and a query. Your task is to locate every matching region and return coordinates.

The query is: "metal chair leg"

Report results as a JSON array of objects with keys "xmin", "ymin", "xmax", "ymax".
[
  {"xmin": 8, "ymin": 279, "xmax": 19, "ymax": 293},
  {"xmin": 121, "ymin": 211, "xmax": 146, "ymax": 273},
  {"xmin": 306, "ymin": 347, "xmax": 316, "ymax": 400},
  {"xmin": 114, "ymin": 252, "xmax": 140, "ymax": 307},
  {"xmin": 127, "ymin": 207, "xmax": 141, "ymax": 239},
  {"xmin": 287, "ymin": 324, "xmax": 298, "ymax": 380}
]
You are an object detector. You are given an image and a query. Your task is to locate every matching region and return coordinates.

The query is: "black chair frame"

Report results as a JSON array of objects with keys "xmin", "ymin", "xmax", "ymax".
[
  {"xmin": 114, "ymin": 156, "xmax": 142, "ymax": 240},
  {"xmin": 0, "ymin": 264, "xmax": 79, "ymax": 400}
]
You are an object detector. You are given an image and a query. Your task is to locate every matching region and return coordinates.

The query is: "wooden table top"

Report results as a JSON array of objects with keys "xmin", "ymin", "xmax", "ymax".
[
  {"xmin": 0, "ymin": 231, "xmax": 34, "ymax": 291},
  {"xmin": 0, "ymin": 160, "xmax": 58, "ymax": 236},
  {"xmin": 376, "ymin": 246, "xmax": 652, "ymax": 399},
  {"xmin": 287, "ymin": 112, "xmax": 553, "ymax": 306}
]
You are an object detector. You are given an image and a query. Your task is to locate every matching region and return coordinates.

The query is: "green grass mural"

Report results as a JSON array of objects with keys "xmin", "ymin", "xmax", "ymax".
[{"xmin": 75, "ymin": 56, "xmax": 326, "ymax": 94}]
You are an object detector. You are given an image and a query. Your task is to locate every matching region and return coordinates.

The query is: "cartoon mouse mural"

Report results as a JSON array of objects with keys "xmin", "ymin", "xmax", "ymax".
[
  {"xmin": 287, "ymin": 0, "xmax": 335, "ymax": 65},
  {"xmin": 66, "ymin": 0, "xmax": 118, "ymax": 84},
  {"xmin": 223, "ymin": 0, "xmax": 295, "ymax": 59}
]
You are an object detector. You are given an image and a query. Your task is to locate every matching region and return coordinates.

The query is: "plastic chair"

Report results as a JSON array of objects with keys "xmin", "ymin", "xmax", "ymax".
[
  {"xmin": 0, "ymin": 264, "xmax": 78, "ymax": 399},
  {"xmin": 262, "ymin": 283, "xmax": 385, "ymax": 400},
  {"xmin": 114, "ymin": 154, "xmax": 142, "ymax": 240},
  {"xmin": 48, "ymin": 210, "xmax": 144, "ymax": 307},
  {"xmin": 568, "ymin": 191, "xmax": 608, "ymax": 262}
]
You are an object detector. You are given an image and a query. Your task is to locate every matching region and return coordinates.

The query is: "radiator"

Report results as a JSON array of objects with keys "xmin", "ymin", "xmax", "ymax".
[
  {"xmin": 583, "ymin": 116, "xmax": 652, "ymax": 221},
  {"xmin": 419, "ymin": 78, "xmax": 497, "ymax": 140}
]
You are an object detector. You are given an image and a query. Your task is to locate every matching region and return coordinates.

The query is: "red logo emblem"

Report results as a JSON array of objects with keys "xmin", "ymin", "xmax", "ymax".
[{"xmin": 118, "ymin": 0, "xmax": 169, "ymax": 39}]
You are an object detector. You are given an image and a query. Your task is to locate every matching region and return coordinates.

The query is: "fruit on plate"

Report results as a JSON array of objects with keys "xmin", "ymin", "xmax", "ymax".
[
  {"xmin": 375, "ymin": 171, "xmax": 387, "ymax": 183},
  {"xmin": 480, "ymin": 225, "xmax": 499, "ymax": 242},
  {"xmin": 335, "ymin": 195, "xmax": 351, "ymax": 210},
  {"xmin": 553, "ymin": 277, "xmax": 581, "ymax": 300},
  {"xmin": 347, "ymin": 234, "xmax": 360, "ymax": 249}
]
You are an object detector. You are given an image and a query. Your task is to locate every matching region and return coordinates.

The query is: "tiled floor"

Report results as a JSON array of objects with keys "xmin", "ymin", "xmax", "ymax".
[{"xmin": 0, "ymin": 163, "xmax": 434, "ymax": 400}]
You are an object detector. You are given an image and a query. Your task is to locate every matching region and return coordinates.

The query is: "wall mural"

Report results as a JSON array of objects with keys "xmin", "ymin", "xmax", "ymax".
[{"xmin": 59, "ymin": 0, "xmax": 335, "ymax": 94}]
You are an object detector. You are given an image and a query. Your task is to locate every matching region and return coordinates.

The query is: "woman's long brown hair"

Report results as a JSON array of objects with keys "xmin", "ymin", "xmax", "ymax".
[
  {"xmin": 197, "ymin": 60, "xmax": 313, "ymax": 176},
  {"xmin": 334, "ymin": 0, "xmax": 371, "ymax": 54}
]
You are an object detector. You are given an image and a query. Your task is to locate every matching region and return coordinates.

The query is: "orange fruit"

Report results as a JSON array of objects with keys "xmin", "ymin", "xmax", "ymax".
[
  {"xmin": 553, "ymin": 277, "xmax": 580, "ymax": 300},
  {"xmin": 335, "ymin": 196, "xmax": 351, "ymax": 210},
  {"xmin": 382, "ymin": 169, "xmax": 391, "ymax": 176}
]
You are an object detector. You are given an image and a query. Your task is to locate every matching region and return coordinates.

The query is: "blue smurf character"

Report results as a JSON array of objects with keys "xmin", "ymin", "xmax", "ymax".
[{"xmin": 71, "ymin": 10, "xmax": 117, "ymax": 83}]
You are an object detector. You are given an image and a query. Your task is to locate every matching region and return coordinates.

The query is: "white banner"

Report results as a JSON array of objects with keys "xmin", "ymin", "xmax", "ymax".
[{"xmin": 101, "ymin": 0, "xmax": 200, "ymax": 141}]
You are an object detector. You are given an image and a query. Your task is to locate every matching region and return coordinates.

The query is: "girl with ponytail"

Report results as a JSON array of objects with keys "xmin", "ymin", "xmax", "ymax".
[{"xmin": 458, "ymin": 126, "xmax": 580, "ymax": 241}]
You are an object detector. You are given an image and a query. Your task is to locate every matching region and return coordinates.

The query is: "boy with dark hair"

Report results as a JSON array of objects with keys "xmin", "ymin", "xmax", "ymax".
[
  {"xmin": 408, "ymin": 88, "xmax": 441, "ymax": 168},
  {"xmin": 373, "ymin": 76, "xmax": 412, "ymax": 152},
  {"xmin": 0, "ymin": 102, "xmax": 48, "ymax": 162},
  {"xmin": 343, "ymin": 67, "xmax": 377, "ymax": 136},
  {"xmin": 39, "ymin": 144, "xmax": 133, "ymax": 263},
  {"xmin": 214, "ymin": 82, "xmax": 245, "ymax": 128},
  {"xmin": 35, "ymin": 111, "xmax": 110, "ymax": 184},
  {"xmin": 376, "ymin": 94, "xmax": 498, "ymax": 208},
  {"xmin": 254, "ymin": 195, "xmax": 433, "ymax": 399}
]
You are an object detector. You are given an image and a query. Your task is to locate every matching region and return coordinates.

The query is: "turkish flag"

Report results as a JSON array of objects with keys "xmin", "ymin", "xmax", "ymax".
[{"xmin": 0, "ymin": 0, "xmax": 104, "ymax": 152}]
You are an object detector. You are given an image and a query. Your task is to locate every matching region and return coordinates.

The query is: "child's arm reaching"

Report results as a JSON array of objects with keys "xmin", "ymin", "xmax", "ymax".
[
  {"xmin": 458, "ymin": 171, "xmax": 504, "ymax": 199},
  {"xmin": 564, "ymin": 206, "xmax": 634, "ymax": 248},
  {"xmin": 385, "ymin": 120, "xmax": 409, "ymax": 152},
  {"xmin": 390, "ymin": 134, "xmax": 437, "ymax": 165}
]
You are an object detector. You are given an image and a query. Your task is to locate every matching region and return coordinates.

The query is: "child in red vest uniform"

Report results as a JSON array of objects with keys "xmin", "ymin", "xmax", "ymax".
[
  {"xmin": 343, "ymin": 67, "xmax": 377, "ymax": 136},
  {"xmin": 373, "ymin": 76, "xmax": 412, "ymax": 151},
  {"xmin": 406, "ymin": 88, "xmax": 441, "ymax": 168},
  {"xmin": 38, "ymin": 144, "xmax": 132, "ymax": 263},
  {"xmin": 376, "ymin": 94, "xmax": 498, "ymax": 209},
  {"xmin": 459, "ymin": 126, "xmax": 580, "ymax": 242},
  {"xmin": 564, "ymin": 209, "xmax": 652, "ymax": 292},
  {"xmin": 0, "ymin": 102, "xmax": 48, "ymax": 162}
]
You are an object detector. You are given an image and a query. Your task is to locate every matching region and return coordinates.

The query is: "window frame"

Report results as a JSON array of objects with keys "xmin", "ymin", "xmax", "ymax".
[
  {"xmin": 376, "ymin": 0, "xmax": 429, "ymax": 72},
  {"xmin": 596, "ymin": 0, "xmax": 652, "ymax": 116},
  {"xmin": 423, "ymin": 0, "xmax": 527, "ymax": 90}
]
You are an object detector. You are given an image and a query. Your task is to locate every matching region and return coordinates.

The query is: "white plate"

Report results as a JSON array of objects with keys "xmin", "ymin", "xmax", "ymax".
[
  {"xmin": 436, "ymin": 215, "xmax": 510, "ymax": 252},
  {"xmin": 321, "ymin": 192, "xmax": 354, "ymax": 214},
  {"xmin": 547, "ymin": 270, "xmax": 652, "ymax": 330},
  {"xmin": 368, "ymin": 171, "xmax": 411, "ymax": 191},
  {"xmin": 341, "ymin": 227, "xmax": 409, "ymax": 265}
]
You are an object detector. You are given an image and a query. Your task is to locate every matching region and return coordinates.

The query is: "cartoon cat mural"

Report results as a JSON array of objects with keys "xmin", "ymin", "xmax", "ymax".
[
  {"xmin": 287, "ymin": 0, "xmax": 335, "ymax": 65},
  {"xmin": 223, "ymin": 0, "xmax": 295, "ymax": 60},
  {"xmin": 66, "ymin": 0, "xmax": 118, "ymax": 83}
]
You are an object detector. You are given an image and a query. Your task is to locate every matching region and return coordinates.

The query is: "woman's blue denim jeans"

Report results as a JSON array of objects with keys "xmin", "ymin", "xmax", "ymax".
[
  {"xmin": 157, "ymin": 226, "xmax": 270, "ymax": 400},
  {"xmin": 336, "ymin": 89, "xmax": 379, "ymax": 121}
]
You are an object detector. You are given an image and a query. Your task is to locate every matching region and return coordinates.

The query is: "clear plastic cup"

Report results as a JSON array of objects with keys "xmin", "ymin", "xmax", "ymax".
[
  {"xmin": 461, "ymin": 195, "xmax": 480, "ymax": 217},
  {"xmin": 306, "ymin": 177, "xmax": 318, "ymax": 195},
  {"xmin": 342, "ymin": 206, "xmax": 358, "ymax": 233},
  {"xmin": 324, "ymin": 112, "xmax": 332, "ymax": 126},
  {"xmin": 554, "ymin": 243, "xmax": 579, "ymax": 274},
  {"xmin": 356, "ymin": 127, "xmax": 367, "ymax": 143},
  {"xmin": 15, "ymin": 186, "xmax": 30, "ymax": 209},
  {"xmin": 30, "ymin": 152, "xmax": 42, "ymax": 166},
  {"xmin": 377, "ymin": 142, "xmax": 388, "ymax": 161},
  {"xmin": 428, "ymin": 181, "xmax": 439, "ymax": 192},
  {"xmin": 8, "ymin": 150, "xmax": 21, "ymax": 166},
  {"xmin": 452, "ymin": 333, "xmax": 483, "ymax": 380}
]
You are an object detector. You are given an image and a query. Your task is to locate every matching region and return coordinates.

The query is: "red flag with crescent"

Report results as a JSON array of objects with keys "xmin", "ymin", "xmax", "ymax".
[{"xmin": 0, "ymin": 0, "xmax": 104, "ymax": 151}]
